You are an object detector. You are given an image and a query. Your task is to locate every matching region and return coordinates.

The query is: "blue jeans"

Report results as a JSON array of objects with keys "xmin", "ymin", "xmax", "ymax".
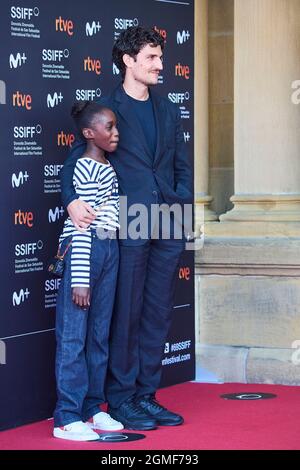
[{"xmin": 53, "ymin": 233, "xmax": 119, "ymax": 427}]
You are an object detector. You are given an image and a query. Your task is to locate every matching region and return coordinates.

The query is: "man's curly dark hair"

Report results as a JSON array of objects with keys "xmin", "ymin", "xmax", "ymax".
[{"xmin": 112, "ymin": 26, "xmax": 165, "ymax": 79}]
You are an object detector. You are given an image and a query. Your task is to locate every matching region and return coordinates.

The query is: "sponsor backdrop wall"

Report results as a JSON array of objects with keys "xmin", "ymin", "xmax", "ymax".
[{"xmin": 0, "ymin": 0, "xmax": 194, "ymax": 430}]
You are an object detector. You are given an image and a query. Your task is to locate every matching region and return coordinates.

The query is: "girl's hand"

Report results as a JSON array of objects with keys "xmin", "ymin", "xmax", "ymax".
[{"xmin": 72, "ymin": 287, "xmax": 90, "ymax": 310}]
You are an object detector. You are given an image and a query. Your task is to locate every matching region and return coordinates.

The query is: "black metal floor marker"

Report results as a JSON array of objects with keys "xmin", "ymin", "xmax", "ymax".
[
  {"xmin": 94, "ymin": 432, "xmax": 146, "ymax": 442},
  {"xmin": 221, "ymin": 392, "xmax": 277, "ymax": 400}
]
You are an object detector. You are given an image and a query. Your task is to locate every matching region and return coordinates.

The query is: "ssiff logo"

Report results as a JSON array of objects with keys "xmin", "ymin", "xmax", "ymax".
[
  {"xmin": 168, "ymin": 92, "xmax": 190, "ymax": 104},
  {"xmin": 177, "ymin": 30, "xmax": 190, "ymax": 44},
  {"xmin": 45, "ymin": 278, "xmax": 61, "ymax": 292},
  {"xmin": 9, "ymin": 53, "xmax": 27, "ymax": 69},
  {"xmin": 42, "ymin": 49, "xmax": 69, "ymax": 62},
  {"xmin": 48, "ymin": 207, "xmax": 64, "ymax": 223},
  {"xmin": 11, "ymin": 6, "xmax": 39, "ymax": 20},
  {"xmin": 44, "ymin": 165, "xmax": 64, "ymax": 176},
  {"xmin": 175, "ymin": 63, "xmax": 190, "ymax": 79},
  {"xmin": 12, "ymin": 288, "xmax": 30, "ymax": 306},
  {"xmin": 75, "ymin": 88, "xmax": 101, "ymax": 101},
  {"xmin": 15, "ymin": 240, "xmax": 43, "ymax": 256},
  {"xmin": 14, "ymin": 210, "xmax": 34, "ymax": 227},
  {"xmin": 84, "ymin": 57, "xmax": 101, "ymax": 75},
  {"xmin": 47, "ymin": 92, "xmax": 63, "ymax": 108},
  {"xmin": 14, "ymin": 125, "xmax": 42, "ymax": 139},
  {"xmin": 168, "ymin": 92, "xmax": 190, "ymax": 120},
  {"xmin": 114, "ymin": 18, "xmax": 138, "ymax": 30},
  {"xmin": 55, "ymin": 16, "xmax": 74, "ymax": 36},
  {"xmin": 86, "ymin": 21, "xmax": 101, "ymax": 36},
  {"xmin": 12, "ymin": 171, "xmax": 29, "ymax": 188},
  {"xmin": 13, "ymin": 91, "xmax": 32, "ymax": 110}
]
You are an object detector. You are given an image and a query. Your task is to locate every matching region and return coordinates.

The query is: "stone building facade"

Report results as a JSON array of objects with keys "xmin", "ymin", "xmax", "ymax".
[{"xmin": 194, "ymin": 0, "xmax": 300, "ymax": 384}]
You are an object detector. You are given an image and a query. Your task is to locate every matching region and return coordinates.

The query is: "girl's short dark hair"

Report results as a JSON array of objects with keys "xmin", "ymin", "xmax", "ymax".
[
  {"xmin": 112, "ymin": 26, "xmax": 164, "ymax": 79},
  {"xmin": 71, "ymin": 101, "xmax": 107, "ymax": 139}
]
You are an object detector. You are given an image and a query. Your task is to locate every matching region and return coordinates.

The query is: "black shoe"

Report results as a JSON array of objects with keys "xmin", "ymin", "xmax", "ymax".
[
  {"xmin": 107, "ymin": 398, "xmax": 158, "ymax": 431},
  {"xmin": 136, "ymin": 394, "xmax": 184, "ymax": 426}
]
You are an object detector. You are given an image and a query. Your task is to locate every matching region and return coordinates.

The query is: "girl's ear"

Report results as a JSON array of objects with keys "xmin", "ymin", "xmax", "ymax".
[{"xmin": 82, "ymin": 127, "xmax": 94, "ymax": 140}]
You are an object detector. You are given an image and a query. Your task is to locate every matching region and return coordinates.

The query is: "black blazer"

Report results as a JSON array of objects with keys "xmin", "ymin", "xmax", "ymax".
[{"xmin": 60, "ymin": 83, "xmax": 193, "ymax": 245}]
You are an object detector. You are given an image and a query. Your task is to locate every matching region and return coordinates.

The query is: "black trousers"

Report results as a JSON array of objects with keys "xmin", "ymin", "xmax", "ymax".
[{"xmin": 106, "ymin": 237, "xmax": 184, "ymax": 408}]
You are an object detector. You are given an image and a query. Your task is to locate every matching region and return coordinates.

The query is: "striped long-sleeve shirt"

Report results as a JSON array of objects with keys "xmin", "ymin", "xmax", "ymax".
[{"xmin": 59, "ymin": 157, "xmax": 119, "ymax": 288}]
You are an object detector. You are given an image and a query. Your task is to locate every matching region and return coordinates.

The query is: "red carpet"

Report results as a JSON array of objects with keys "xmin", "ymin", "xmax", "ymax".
[{"xmin": 1, "ymin": 382, "xmax": 300, "ymax": 450}]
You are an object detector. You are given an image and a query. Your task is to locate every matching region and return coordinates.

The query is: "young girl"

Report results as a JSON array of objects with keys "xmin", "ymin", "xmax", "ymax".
[{"xmin": 53, "ymin": 101, "xmax": 123, "ymax": 441}]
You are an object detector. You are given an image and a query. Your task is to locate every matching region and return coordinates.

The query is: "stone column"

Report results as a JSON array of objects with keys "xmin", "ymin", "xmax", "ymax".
[
  {"xmin": 218, "ymin": 0, "xmax": 300, "ymax": 234},
  {"xmin": 194, "ymin": 0, "xmax": 217, "ymax": 231}
]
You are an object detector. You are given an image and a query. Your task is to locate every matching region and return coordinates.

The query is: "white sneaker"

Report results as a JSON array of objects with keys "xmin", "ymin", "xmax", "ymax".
[
  {"xmin": 53, "ymin": 420, "xmax": 99, "ymax": 441},
  {"xmin": 88, "ymin": 412, "xmax": 124, "ymax": 431}
]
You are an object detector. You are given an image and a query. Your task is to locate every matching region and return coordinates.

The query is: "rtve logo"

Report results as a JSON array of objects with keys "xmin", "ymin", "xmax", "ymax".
[
  {"xmin": 86, "ymin": 21, "xmax": 101, "ymax": 36},
  {"xmin": 154, "ymin": 26, "xmax": 167, "ymax": 41},
  {"xmin": 179, "ymin": 267, "xmax": 190, "ymax": 281},
  {"xmin": 113, "ymin": 63, "xmax": 120, "ymax": 75},
  {"xmin": 42, "ymin": 49, "xmax": 69, "ymax": 62},
  {"xmin": 55, "ymin": 16, "xmax": 74, "ymax": 36},
  {"xmin": 57, "ymin": 131, "xmax": 75, "ymax": 147},
  {"xmin": 75, "ymin": 88, "xmax": 101, "ymax": 101},
  {"xmin": 9, "ymin": 53, "xmax": 27, "ymax": 69},
  {"xmin": 177, "ymin": 30, "xmax": 190, "ymax": 44},
  {"xmin": 114, "ymin": 17, "xmax": 138, "ymax": 30},
  {"xmin": 12, "ymin": 288, "xmax": 30, "ymax": 306},
  {"xmin": 11, "ymin": 6, "xmax": 39, "ymax": 20},
  {"xmin": 48, "ymin": 207, "xmax": 64, "ymax": 223},
  {"xmin": 84, "ymin": 57, "xmax": 101, "ymax": 75},
  {"xmin": 47, "ymin": 92, "xmax": 63, "ymax": 108},
  {"xmin": 44, "ymin": 164, "xmax": 64, "ymax": 177},
  {"xmin": 14, "ymin": 124, "xmax": 42, "ymax": 139},
  {"xmin": 175, "ymin": 63, "xmax": 190, "ymax": 80},
  {"xmin": 14, "ymin": 210, "xmax": 34, "ymax": 227},
  {"xmin": 12, "ymin": 171, "xmax": 29, "ymax": 188},
  {"xmin": 13, "ymin": 91, "xmax": 32, "ymax": 110},
  {"xmin": 15, "ymin": 240, "xmax": 43, "ymax": 256},
  {"xmin": 168, "ymin": 92, "xmax": 190, "ymax": 104}
]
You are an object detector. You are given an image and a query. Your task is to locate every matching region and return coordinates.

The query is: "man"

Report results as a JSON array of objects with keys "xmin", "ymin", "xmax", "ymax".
[{"xmin": 60, "ymin": 27, "xmax": 192, "ymax": 431}]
